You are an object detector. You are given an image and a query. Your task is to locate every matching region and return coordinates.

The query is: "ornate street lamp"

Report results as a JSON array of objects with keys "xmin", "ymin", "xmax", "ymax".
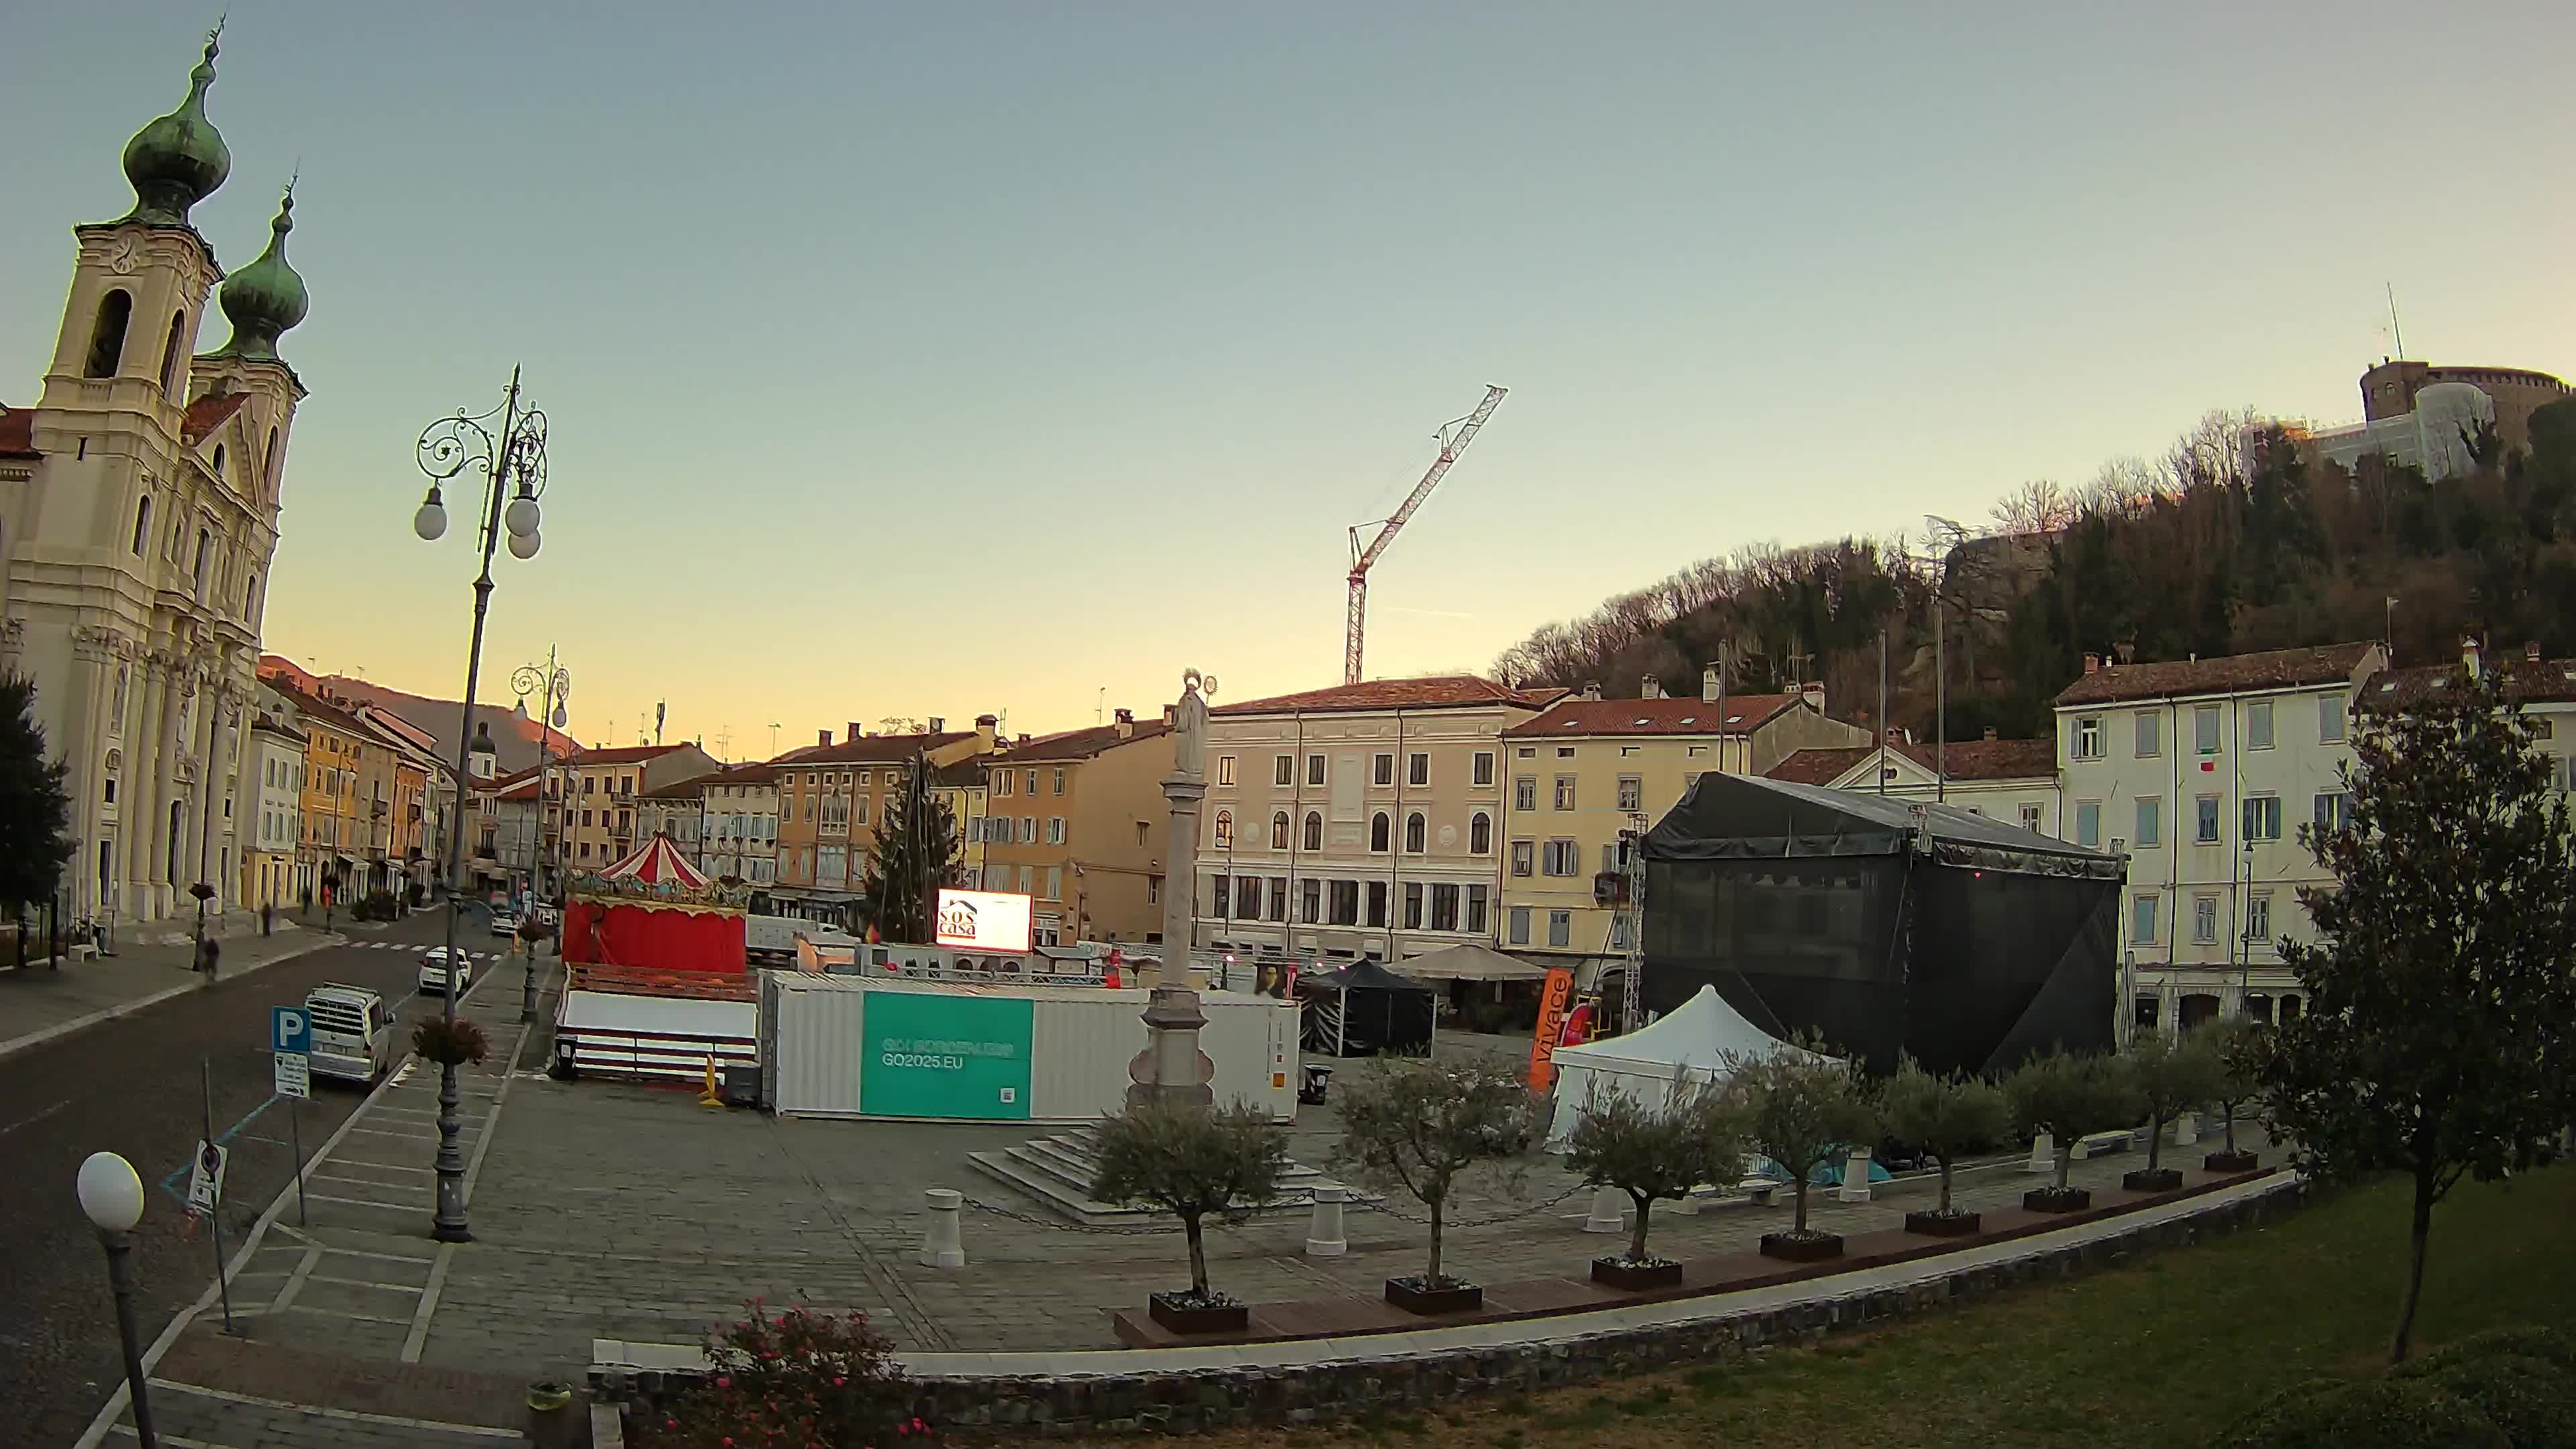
[
  {"xmin": 511, "ymin": 652, "xmax": 571, "ymax": 1023},
  {"xmin": 77, "ymin": 1151, "xmax": 157, "ymax": 1448},
  {"xmin": 411, "ymin": 368, "xmax": 548, "ymax": 1243}
]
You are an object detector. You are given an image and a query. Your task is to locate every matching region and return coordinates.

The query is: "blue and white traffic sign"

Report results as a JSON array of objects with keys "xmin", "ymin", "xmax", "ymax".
[{"xmin": 271, "ymin": 1005, "xmax": 311, "ymax": 1055}]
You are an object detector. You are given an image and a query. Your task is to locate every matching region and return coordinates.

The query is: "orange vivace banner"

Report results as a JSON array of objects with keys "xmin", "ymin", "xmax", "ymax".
[{"xmin": 1527, "ymin": 967, "xmax": 1576, "ymax": 1090}]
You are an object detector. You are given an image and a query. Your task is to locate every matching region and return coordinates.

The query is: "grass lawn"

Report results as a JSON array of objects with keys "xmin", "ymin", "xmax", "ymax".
[{"xmin": 1121, "ymin": 1167, "xmax": 2576, "ymax": 1449}]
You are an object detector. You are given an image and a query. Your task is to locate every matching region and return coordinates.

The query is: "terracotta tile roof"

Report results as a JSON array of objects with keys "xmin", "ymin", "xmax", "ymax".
[
  {"xmin": 0, "ymin": 406, "xmax": 36, "ymax": 459},
  {"xmin": 782, "ymin": 731, "xmax": 974, "ymax": 767},
  {"xmin": 1504, "ymin": 694, "xmax": 1801, "ymax": 739},
  {"xmin": 990, "ymin": 720, "xmax": 1171, "ymax": 763},
  {"xmin": 1214, "ymin": 676, "xmax": 1566, "ymax": 716},
  {"xmin": 1767, "ymin": 737, "xmax": 2058, "ymax": 787},
  {"xmin": 711, "ymin": 761, "xmax": 777, "ymax": 785},
  {"xmin": 492, "ymin": 777, "xmax": 542, "ymax": 803},
  {"xmin": 181, "ymin": 392, "xmax": 251, "ymax": 445},
  {"xmin": 1764, "ymin": 746, "xmax": 1876, "ymax": 785},
  {"xmin": 2364, "ymin": 653, "xmax": 2576, "ymax": 709},
  {"xmin": 567, "ymin": 743, "xmax": 696, "ymax": 767},
  {"xmin": 640, "ymin": 773, "xmax": 716, "ymax": 800},
  {"xmin": 2053, "ymin": 643, "xmax": 2377, "ymax": 707}
]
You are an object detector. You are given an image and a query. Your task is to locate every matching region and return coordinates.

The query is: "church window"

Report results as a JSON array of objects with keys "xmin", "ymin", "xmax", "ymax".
[
  {"xmin": 158, "ymin": 311, "xmax": 186, "ymax": 396},
  {"xmin": 131, "ymin": 495, "xmax": 152, "ymax": 555},
  {"xmin": 211, "ymin": 443, "xmax": 225, "ymax": 478},
  {"xmin": 193, "ymin": 528, "xmax": 211, "ymax": 590},
  {"xmin": 265, "ymin": 427, "xmax": 280, "ymax": 492},
  {"xmin": 86, "ymin": 289, "xmax": 132, "ymax": 378},
  {"xmin": 245, "ymin": 573, "xmax": 258, "ymax": 618}
]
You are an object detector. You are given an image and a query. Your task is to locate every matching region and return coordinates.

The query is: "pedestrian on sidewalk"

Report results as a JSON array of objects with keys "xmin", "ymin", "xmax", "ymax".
[
  {"xmin": 261, "ymin": 902, "xmax": 274, "ymax": 936},
  {"xmin": 194, "ymin": 936, "xmax": 221, "ymax": 979}
]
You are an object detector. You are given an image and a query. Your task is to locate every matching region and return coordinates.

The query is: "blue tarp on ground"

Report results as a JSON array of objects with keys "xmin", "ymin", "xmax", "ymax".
[{"xmin": 1752, "ymin": 1149, "xmax": 1894, "ymax": 1187}]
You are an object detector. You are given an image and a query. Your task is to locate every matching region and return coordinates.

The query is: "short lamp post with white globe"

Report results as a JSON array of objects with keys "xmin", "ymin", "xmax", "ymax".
[
  {"xmin": 77, "ymin": 1151, "xmax": 158, "ymax": 1448},
  {"xmin": 411, "ymin": 368, "xmax": 549, "ymax": 1244}
]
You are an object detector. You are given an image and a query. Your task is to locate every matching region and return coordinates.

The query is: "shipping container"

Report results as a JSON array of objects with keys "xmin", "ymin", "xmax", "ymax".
[{"xmin": 761, "ymin": 973, "xmax": 1295, "ymax": 1123}]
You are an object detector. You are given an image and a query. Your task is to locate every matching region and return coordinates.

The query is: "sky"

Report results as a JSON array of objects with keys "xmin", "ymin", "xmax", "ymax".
[{"xmin": 7, "ymin": 3, "xmax": 2573, "ymax": 757}]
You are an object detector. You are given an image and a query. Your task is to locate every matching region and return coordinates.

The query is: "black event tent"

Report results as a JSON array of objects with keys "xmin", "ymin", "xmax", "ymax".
[
  {"xmin": 1297, "ymin": 959, "xmax": 1437, "ymax": 1057},
  {"xmin": 1641, "ymin": 773, "xmax": 2121, "ymax": 1077}
]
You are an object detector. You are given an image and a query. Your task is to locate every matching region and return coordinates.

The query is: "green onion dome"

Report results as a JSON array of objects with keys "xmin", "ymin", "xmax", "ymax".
[{"xmin": 119, "ymin": 32, "xmax": 229, "ymax": 227}]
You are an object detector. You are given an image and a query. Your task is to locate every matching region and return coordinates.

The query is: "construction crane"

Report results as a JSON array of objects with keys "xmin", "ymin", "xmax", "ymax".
[{"xmin": 1344, "ymin": 384, "xmax": 1508, "ymax": 686}]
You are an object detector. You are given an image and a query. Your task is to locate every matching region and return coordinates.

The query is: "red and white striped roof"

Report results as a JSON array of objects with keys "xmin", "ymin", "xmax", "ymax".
[{"xmin": 593, "ymin": 833, "xmax": 710, "ymax": 890}]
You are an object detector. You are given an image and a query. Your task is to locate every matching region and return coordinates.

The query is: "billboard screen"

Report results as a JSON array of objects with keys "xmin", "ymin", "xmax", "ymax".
[
  {"xmin": 934, "ymin": 888, "xmax": 1034, "ymax": 953},
  {"xmin": 860, "ymin": 991, "xmax": 1034, "ymax": 1120}
]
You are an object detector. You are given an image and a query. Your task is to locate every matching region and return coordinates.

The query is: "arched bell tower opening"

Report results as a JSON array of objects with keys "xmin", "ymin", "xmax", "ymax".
[{"xmin": 85, "ymin": 289, "xmax": 133, "ymax": 378}]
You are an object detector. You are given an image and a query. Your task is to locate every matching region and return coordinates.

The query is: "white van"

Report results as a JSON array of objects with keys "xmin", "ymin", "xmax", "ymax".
[{"xmin": 305, "ymin": 983, "xmax": 396, "ymax": 1086}]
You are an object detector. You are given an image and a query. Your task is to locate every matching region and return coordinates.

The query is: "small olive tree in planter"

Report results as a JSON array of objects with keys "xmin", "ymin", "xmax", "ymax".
[
  {"xmin": 2004, "ymin": 1049, "xmax": 2142, "ymax": 1212},
  {"xmin": 1564, "ymin": 1075, "xmax": 1749, "ymax": 1288},
  {"xmin": 1334, "ymin": 1057, "xmax": 1536, "ymax": 1314},
  {"xmin": 1723, "ymin": 1036, "xmax": 1877, "ymax": 1263},
  {"xmin": 1881, "ymin": 1056, "xmax": 2010, "ymax": 1237},
  {"xmin": 1089, "ymin": 1100, "xmax": 1289, "ymax": 1335},
  {"xmin": 2123, "ymin": 1028, "xmax": 2224, "ymax": 1191},
  {"xmin": 2202, "ymin": 1016, "xmax": 2265, "ymax": 1173}
]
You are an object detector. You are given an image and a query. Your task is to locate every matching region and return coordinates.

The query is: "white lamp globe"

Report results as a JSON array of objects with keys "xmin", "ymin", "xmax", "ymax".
[
  {"xmin": 504, "ymin": 494, "xmax": 540, "ymax": 539},
  {"xmin": 507, "ymin": 528, "xmax": 541, "ymax": 561},
  {"xmin": 76, "ymin": 1151, "xmax": 144, "ymax": 1233},
  {"xmin": 413, "ymin": 494, "xmax": 448, "ymax": 542}
]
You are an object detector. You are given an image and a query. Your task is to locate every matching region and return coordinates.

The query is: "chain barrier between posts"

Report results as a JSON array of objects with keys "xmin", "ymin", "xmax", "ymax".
[{"xmin": 961, "ymin": 1179, "xmax": 1592, "ymax": 1236}]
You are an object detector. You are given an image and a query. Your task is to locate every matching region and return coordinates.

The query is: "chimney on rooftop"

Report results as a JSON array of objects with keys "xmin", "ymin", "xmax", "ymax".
[
  {"xmin": 1802, "ymin": 682, "xmax": 1825, "ymax": 712},
  {"xmin": 1580, "ymin": 680, "xmax": 1603, "ymax": 702},
  {"xmin": 1641, "ymin": 675, "xmax": 1664, "ymax": 700},
  {"xmin": 1114, "ymin": 707, "xmax": 1134, "ymax": 739},
  {"xmin": 1163, "ymin": 704, "xmax": 1178, "ymax": 726},
  {"xmin": 1018, "ymin": 733, "xmax": 1030, "ymax": 745},
  {"xmin": 974, "ymin": 714, "xmax": 998, "ymax": 751},
  {"xmin": 818, "ymin": 728, "xmax": 833, "ymax": 747},
  {"xmin": 928, "ymin": 716, "xmax": 945, "ymax": 733},
  {"xmin": 1984, "ymin": 726, "xmax": 1998, "ymax": 740},
  {"xmin": 2526, "ymin": 641, "xmax": 2542, "ymax": 664},
  {"xmin": 1701, "ymin": 665, "xmax": 1721, "ymax": 703},
  {"xmin": 848, "ymin": 721, "xmax": 865, "ymax": 741},
  {"xmin": 2463, "ymin": 635, "xmax": 2483, "ymax": 679},
  {"xmin": 2083, "ymin": 653, "xmax": 2100, "ymax": 674}
]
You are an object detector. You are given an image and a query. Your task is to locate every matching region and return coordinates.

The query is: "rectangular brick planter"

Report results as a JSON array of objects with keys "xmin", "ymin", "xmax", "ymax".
[
  {"xmin": 2122, "ymin": 1168, "xmax": 2184, "ymax": 1193},
  {"xmin": 1903, "ymin": 1210, "xmax": 1981, "ymax": 1237},
  {"xmin": 2204, "ymin": 1149, "xmax": 2259, "ymax": 1173},
  {"xmin": 1385, "ymin": 1277, "xmax": 1483, "ymax": 1315},
  {"xmin": 2023, "ymin": 1187, "xmax": 2092, "ymax": 1213},
  {"xmin": 1758, "ymin": 1231, "xmax": 1844, "ymax": 1263},
  {"xmin": 1591, "ymin": 1256, "xmax": 1684, "ymax": 1291},
  {"xmin": 1148, "ymin": 1293, "xmax": 1248, "ymax": 1336}
]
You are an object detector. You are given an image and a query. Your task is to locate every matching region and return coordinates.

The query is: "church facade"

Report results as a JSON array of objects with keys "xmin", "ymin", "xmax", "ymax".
[{"xmin": 0, "ymin": 30, "xmax": 313, "ymax": 928}]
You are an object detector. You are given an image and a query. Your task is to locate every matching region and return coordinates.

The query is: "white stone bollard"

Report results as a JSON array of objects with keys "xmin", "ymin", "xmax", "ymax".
[
  {"xmin": 2173, "ymin": 1111, "xmax": 2198, "ymax": 1147},
  {"xmin": 1304, "ymin": 1185, "xmax": 1348, "ymax": 1256},
  {"xmin": 1582, "ymin": 1185, "xmax": 1627, "ymax": 1234},
  {"xmin": 1837, "ymin": 1144, "xmax": 1873, "ymax": 1203},
  {"xmin": 918, "ymin": 1188, "xmax": 966, "ymax": 1269},
  {"xmin": 2025, "ymin": 1132, "xmax": 2055, "ymax": 1174}
]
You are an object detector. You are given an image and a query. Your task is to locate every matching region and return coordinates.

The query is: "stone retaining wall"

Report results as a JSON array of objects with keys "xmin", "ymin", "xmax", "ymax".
[{"xmin": 594, "ymin": 1177, "xmax": 2310, "ymax": 1436}]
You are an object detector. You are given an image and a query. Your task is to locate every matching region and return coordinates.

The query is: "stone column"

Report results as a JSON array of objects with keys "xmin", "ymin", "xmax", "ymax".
[
  {"xmin": 1304, "ymin": 1185, "xmax": 1348, "ymax": 1256},
  {"xmin": 1837, "ymin": 1144, "xmax": 1874, "ymax": 1203},
  {"xmin": 131, "ymin": 659, "xmax": 173, "ymax": 920},
  {"xmin": 1126, "ymin": 671, "xmax": 1216, "ymax": 1113},
  {"xmin": 62, "ymin": 631, "xmax": 109, "ymax": 918}
]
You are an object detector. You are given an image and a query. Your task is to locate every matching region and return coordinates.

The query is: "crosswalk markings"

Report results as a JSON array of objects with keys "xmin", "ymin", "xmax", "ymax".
[{"xmin": 344, "ymin": 941, "xmax": 502, "ymax": 961}]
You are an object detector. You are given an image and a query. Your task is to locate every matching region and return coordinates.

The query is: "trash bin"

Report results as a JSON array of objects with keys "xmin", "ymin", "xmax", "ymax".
[
  {"xmin": 1299, "ymin": 1064, "xmax": 1335, "ymax": 1106},
  {"xmin": 525, "ymin": 1380, "xmax": 576, "ymax": 1448}
]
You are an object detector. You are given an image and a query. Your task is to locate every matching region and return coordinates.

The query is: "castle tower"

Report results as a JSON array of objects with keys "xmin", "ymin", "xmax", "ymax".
[{"xmin": 1, "ymin": 28, "xmax": 313, "ymax": 928}]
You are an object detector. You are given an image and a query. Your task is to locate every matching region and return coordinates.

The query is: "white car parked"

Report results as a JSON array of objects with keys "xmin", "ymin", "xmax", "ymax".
[{"xmin": 419, "ymin": 947, "xmax": 474, "ymax": 997}]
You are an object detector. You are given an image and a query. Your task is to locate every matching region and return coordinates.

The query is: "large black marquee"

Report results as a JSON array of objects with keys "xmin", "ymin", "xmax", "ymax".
[{"xmin": 1640, "ymin": 773, "xmax": 2122, "ymax": 1077}]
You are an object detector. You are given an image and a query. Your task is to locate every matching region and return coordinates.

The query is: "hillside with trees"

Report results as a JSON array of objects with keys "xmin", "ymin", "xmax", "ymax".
[{"xmin": 1492, "ymin": 398, "xmax": 2576, "ymax": 741}]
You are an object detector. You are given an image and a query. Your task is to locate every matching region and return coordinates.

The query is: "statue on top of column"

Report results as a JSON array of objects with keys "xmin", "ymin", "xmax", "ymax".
[{"xmin": 1172, "ymin": 669, "xmax": 1216, "ymax": 781}]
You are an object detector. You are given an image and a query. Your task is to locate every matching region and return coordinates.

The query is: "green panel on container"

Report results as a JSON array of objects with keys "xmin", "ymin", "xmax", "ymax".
[{"xmin": 860, "ymin": 992, "xmax": 1035, "ymax": 1120}]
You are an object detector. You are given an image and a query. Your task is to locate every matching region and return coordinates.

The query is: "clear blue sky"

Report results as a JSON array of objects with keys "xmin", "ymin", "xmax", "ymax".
[{"xmin": 7, "ymin": 3, "xmax": 2571, "ymax": 753}]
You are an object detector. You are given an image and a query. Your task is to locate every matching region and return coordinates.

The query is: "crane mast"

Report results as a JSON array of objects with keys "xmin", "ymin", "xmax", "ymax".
[{"xmin": 1344, "ymin": 385, "xmax": 1508, "ymax": 686}]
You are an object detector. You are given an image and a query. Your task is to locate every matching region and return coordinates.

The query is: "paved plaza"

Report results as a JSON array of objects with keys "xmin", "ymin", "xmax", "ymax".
[{"xmin": 82, "ymin": 979, "xmax": 2277, "ymax": 1445}]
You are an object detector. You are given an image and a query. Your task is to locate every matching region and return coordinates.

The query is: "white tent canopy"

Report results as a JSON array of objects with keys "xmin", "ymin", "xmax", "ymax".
[
  {"xmin": 1543, "ymin": 985, "xmax": 1832, "ymax": 1148},
  {"xmin": 1392, "ymin": 943, "xmax": 1550, "ymax": 982}
]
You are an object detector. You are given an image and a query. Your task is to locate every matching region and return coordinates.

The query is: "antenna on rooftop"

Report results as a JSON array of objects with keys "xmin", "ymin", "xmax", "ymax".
[{"xmin": 2387, "ymin": 282, "xmax": 2406, "ymax": 360}]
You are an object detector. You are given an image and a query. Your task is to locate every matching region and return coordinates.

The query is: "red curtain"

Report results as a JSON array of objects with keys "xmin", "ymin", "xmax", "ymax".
[{"xmin": 565, "ymin": 901, "xmax": 744, "ymax": 975}]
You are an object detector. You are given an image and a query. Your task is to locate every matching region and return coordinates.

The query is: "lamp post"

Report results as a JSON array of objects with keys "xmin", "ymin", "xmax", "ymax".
[
  {"xmin": 77, "ymin": 1151, "xmax": 157, "ymax": 1448},
  {"xmin": 511, "ymin": 653, "xmax": 571, "ymax": 1024},
  {"xmin": 412, "ymin": 368, "xmax": 549, "ymax": 1244}
]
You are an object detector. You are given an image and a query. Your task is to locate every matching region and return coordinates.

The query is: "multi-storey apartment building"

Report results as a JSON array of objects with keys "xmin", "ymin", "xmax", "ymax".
[
  {"xmin": 1500, "ymin": 676, "xmax": 1869, "ymax": 970},
  {"xmin": 772, "ymin": 720, "xmax": 994, "ymax": 928},
  {"xmin": 1194, "ymin": 676, "xmax": 1564, "ymax": 966},
  {"xmin": 698, "ymin": 762, "xmax": 780, "ymax": 890},
  {"xmin": 930, "ymin": 759, "xmax": 989, "ymax": 891},
  {"xmin": 637, "ymin": 773, "xmax": 709, "ymax": 862},
  {"xmin": 283, "ymin": 688, "xmax": 369, "ymax": 908},
  {"xmin": 1766, "ymin": 732, "xmax": 2060, "ymax": 833},
  {"xmin": 2054, "ymin": 642, "xmax": 2386, "ymax": 1037},
  {"xmin": 241, "ymin": 705, "xmax": 305, "ymax": 911},
  {"xmin": 981, "ymin": 710, "xmax": 1172, "ymax": 945},
  {"xmin": 559, "ymin": 742, "xmax": 718, "ymax": 873}
]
